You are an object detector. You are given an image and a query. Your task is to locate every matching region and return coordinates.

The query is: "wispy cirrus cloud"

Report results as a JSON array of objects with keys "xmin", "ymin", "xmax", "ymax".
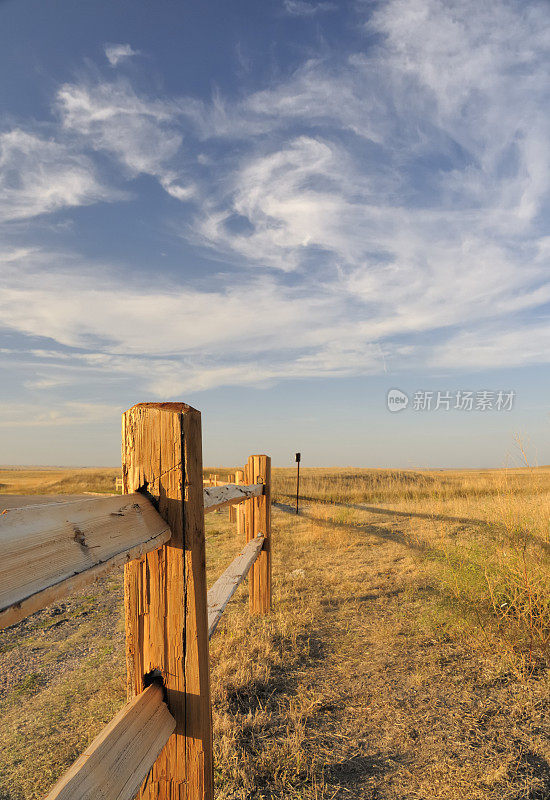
[
  {"xmin": 282, "ymin": 0, "xmax": 337, "ymax": 16},
  {"xmin": 56, "ymin": 78, "xmax": 195, "ymax": 200},
  {"xmin": 0, "ymin": 129, "xmax": 122, "ymax": 222},
  {"xmin": 0, "ymin": 247, "xmax": 337, "ymax": 357},
  {"xmin": 0, "ymin": 401, "xmax": 124, "ymax": 427},
  {"xmin": 430, "ymin": 321, "xmax": 550, "ymax": 371},
  {"xmin": 104, "ymin": 43, "xmax": 140, "ymax": 67},
  {"xmin": 3, "ymin": 0, "xmax": 550, "ymax": 405}
]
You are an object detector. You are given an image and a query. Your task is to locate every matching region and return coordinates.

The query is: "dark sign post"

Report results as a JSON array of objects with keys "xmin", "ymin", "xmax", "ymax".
[{"xmin": 295, "ymin": 452, "xmax": 301, "ymax": 515}]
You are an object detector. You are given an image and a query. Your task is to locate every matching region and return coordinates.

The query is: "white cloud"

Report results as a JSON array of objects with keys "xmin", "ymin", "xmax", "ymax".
[
  {"xmin": 3, "ymin": 0, "xmax": 550, "ymax": 400},
  {"xmin": 55, "ymin": 77, "xmax": 200, "ymax": 202},
  {"xmin": 430, "ymin": 321, "xmax": 550, "ymax": 371},
  {"xmin": 190, "ymin": 128, "xmax": 550, "ymax": 343},
  {"xmin": 194, "ymin": 136, "xmax": 366, "ymax": 271},
  {"xmin": 0, "ymin": 247, "xmax": 339, "ymax": 357},
  {"xmin": 56, "ymin": 79, "xmax": 182, "ymax": 178},
  {"xmin": 367, "ymin": 0, "xmax": 550, "ymax": 231},
  {"xmin": 24, "ymin": 375, "xmax": 72, "ymax": 390},
  {"xmin": 0, "ymin": 244, "xmax": 390, "ymax": 397},
  {"xmin": 0, "ymin": 129, "xmax": 121, "ymax": 222},
  {"xmin": 104, "ymin": 43, "xmax": 140, "ymax": 67},
  {"xmin": 176, "ymin": 0, "xmax": 550, "ymax": 382},
  {"xmin": 0, "ymin": 401, "xmax": 123, "ymax": 428},
  {"xmin": 282, "ymin": 0, "xmax": 337, "ymax": 16},
  {"xmin": 3, "ymin": 222, "xmax": 550, "ymax": 402}
]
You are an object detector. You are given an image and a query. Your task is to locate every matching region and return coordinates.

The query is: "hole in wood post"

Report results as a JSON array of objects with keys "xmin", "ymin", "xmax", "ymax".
[
  {"xmin": 143, "ymin": 668, "xmax": 167, "ymax": 701},
  {"xmin": 137, "ymin": 482, "xmax": 160, "ymax": 511}
]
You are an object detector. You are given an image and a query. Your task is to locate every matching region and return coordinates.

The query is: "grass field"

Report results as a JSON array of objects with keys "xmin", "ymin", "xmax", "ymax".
[
  {"xmin": 0, "ymin": 466, "xmax": 549, "ymax": 798},
  {"xmin": 0, "ymin": 466, "xmax": 120, "ymax": 495}
]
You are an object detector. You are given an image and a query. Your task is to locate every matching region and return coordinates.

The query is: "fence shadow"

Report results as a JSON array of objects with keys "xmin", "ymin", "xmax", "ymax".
[
  {"xmin": 274, "ymin": 501, "xmax": 550, "ymax": 556},
  {"xmin": 215, "ymin": 602, "xmax": 400, "ymax": 798},
  {"xmin": 323, "ymin": 751, "xmax": 399, "ymax": 789},
  {"xmin": 273, "ymin": 502, "xmax": 428, "ymax": 554},
  {"xmin": 515, "ymin": 750, "xmax": 550, "ymax": 800},
  {"xmin": 277, "ymin": 498, "xmax": 498, "ymax": 528},
  {"xmin": 222, "ymin": 627, "xmax": 328, "ymax": 719}
]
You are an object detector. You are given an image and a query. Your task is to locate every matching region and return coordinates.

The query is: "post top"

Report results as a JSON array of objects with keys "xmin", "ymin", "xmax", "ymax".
[{"xmin": 126, "ymin": 402, "xmax": 199, "ymax": 414}]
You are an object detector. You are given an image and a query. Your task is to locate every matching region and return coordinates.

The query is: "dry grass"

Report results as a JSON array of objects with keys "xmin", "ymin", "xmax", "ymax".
[
  {"xmin": 0, "ymin": 572, "xmax": 126, "ymax": 800},
  {"xmin": 0, "ymin": 466, "xmax": 120, "ymax": 495},
  {"xmin": 0, "ymin": 466, "xmax": 549, "ymax": 798},
  {"xmin": 208, "ymin": 500, "xmax": 550, "ymax": 799},
  {"xmin": 271, "ymin": 466, "xmax": 550, "ymax": 670},
  {"xmin": 271, "ymin": 464, "xmax": 550, "ymax": 510}
]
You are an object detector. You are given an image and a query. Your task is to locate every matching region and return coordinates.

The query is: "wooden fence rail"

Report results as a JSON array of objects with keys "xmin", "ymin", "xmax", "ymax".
[
  {"xmin": 0, "ymin": 494, "xmax": 170, "ymax": 629},
  {"xmin": 45, "ymin": 683, "xmax": 175, "ymax": 800},
  {"xmin": 4, "ymin": 402, "xmax": 272, "ymax": 800},
  {"xmin": 207, "ymin": 535, "xmax": 265, "ymax": 638},
  {"xmin": 203, "ymin": 482, "xmax": 264, "ymax": 513}
]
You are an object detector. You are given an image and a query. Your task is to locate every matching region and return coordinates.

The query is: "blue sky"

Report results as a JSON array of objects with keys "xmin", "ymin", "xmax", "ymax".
[{"xmin": 1, "ymin": 0, "xmax": 550, "ymax": 468}]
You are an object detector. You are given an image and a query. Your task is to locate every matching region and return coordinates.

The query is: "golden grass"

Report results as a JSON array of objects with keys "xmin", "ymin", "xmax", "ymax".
[
  {"xmin": 0, "ymin": 467, "xmax": 120, "ymax": 495},
  {"xmin": 271, "ymin": 464, "xmax": 550, "ymax": 510},
  {"xmin": 269, "ymin": 466, "xmax": 550, "ymax": 669},
  {"xmin": 0, "ymin": 465, "xmax": 549, "ymax": 798},
  {"xmin": 208, "ymin": 503, "xmax": 550, "ymax": 799}
]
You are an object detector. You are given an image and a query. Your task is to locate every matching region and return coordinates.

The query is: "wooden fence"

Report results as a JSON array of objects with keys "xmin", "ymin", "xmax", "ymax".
[{"xmin": 0, "ymin": 402, "xmax": 271, "ymax": 800}]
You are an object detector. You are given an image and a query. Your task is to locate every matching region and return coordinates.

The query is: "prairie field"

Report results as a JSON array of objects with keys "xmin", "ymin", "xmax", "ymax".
[
  {"xmin": 0, "ymin": 466, "xmax": 120, "ymax": 496},
  {"xmin": 0, "ymin": 465, "xmax": 549, "ymax": 799}
]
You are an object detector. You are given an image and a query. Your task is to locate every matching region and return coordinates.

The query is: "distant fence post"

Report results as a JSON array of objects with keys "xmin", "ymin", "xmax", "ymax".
[
  {"xmin": 244, "ymin": 455, "xmax": 271, "ymax": 614},
  {"xmin": 228, "ymin": 473, "xmax": 236, "ymax": 522},
  {"xmin": 235, "ymin": 469, "xmax": 244, "ymax": 536},
  {"xmin": 122, "ymin": 403, "xmax": 213, "ymax": 800}
]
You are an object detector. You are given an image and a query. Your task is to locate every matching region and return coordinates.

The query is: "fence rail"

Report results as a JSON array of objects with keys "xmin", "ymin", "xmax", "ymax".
[
  {"xmin": 203, "ymin": 481, "xmax": 264, "ymax": 513},
  {"xmin": 0, "ymin": 494, "xmax": 170, "ymax": 629},
  {"xmin": 44, "ymin": 683, "xmax": 175, "ymax": 800},
  {"xmin": 207, "ymin": 534, "xmax": 265, "ymax": 638},
  {"xmin": 4, "ymin": 402, "xmax": 272, "ymax": 800}
]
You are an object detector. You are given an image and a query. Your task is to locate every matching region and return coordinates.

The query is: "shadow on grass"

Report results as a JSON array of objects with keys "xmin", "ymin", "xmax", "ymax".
[
  {"xmin": 324, "ymin": 751, "xmax": 396, "ymax": 785},
  {"xmin": 512, "ymin": 750, "xmax": 550, "ymax": 800},
  {"xmin": 274, "ymin": 502, "xmax": 429, "ymax": 554},
  {"xmin": 274, "ymin": 501, "xmax": 550, "ymax": 556},
  {"xmin": 218, "ymin": 611, "xmax": 399, "ymax": 796},
  {"xmin": 222, "ymin": 629, "xmax": 328, "ymax": 721}
]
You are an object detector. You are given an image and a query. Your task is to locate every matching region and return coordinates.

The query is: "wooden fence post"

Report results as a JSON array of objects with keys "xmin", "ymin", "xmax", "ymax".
[
  {"xmin": 228, "ymin": 474, "xmax": 236, "ymax": 522},
  {"xmin": 244, "ymin": 455, "xmax": 271, "ymax": 614},
  {"xmin": 234, "ymin": 470, "xmax": 244, "ymax": 536},
  {"xmin": 122, "ymin": 403, "xmax": 213, "ymax": 800}
]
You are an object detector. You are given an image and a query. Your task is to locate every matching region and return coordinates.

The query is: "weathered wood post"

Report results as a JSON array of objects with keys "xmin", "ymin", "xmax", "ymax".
[
  {"xmin": 244, "ymin": 455, "xmax": 271, "ymax": 614},
  {"xmin": 122, "ymin": 403, "xmax": 213, "ymax": 800},
  {"xmin": 234, "ymin": 469, "xmax": 244, "ymax": 536},
  {"xmin": 228, "ymin": 474, "xmax": 236, "ymax": 522}
]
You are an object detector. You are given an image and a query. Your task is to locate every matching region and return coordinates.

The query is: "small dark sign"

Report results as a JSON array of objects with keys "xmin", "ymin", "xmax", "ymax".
[{"xmin": 295, "ymin": 452, "xmax": 301, "ymax": 463}]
